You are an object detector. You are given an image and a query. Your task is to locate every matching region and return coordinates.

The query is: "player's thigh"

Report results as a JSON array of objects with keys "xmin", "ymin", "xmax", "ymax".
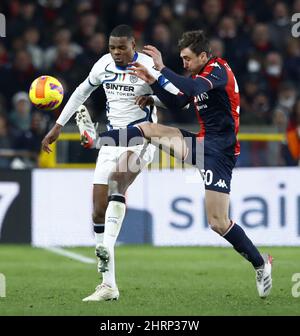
[
  {"xmin": 93, "ymin": 184, "xmax": 108, "ymax": 219},
  {"xmin": 93, "ymin": 146, "xmax": 119, "ymax": 217},
  {"xmin": 138, "ymin": 123, "xmax": 187, "ymax": 159},
  {"xmin": 205, "ymin": 189, "xmax": 230, "ymax": 221},
  {"xmin": 108, "ymin": 150, "xmax": 142, "ymax": 194}
]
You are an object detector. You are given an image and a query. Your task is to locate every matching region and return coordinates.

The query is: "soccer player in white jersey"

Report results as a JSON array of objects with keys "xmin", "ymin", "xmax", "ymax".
[{"xmin": 41, "ymin": 25, "xmax": 179, "ymax": 301}]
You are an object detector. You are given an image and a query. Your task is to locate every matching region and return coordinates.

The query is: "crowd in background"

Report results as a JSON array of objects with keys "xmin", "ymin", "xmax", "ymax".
[{"xmin": 0, "ymin": 0, "xmax": 300, "ymax": 167}]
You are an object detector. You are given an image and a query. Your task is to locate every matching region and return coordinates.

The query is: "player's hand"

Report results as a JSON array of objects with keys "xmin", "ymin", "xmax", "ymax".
[
  {"xmin": 143, "ymin": 45, "xmax": 165, "ymax": 72},
  {"xmin": 128, "ymin": 62, "xmax": 156, "ymax": 84},
  {"xmin": 135, "ymin": 96, "xmax": 154, "ymax": 109},
  {"xmin": 41, "ymin": 123, "xmax": 62, "ymax": 153}
]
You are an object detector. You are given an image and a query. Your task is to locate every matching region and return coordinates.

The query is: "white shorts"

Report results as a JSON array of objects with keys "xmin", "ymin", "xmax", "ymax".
[{"xmin": 93, "ymin": 144, "xmax": 156, "ymax": 184}]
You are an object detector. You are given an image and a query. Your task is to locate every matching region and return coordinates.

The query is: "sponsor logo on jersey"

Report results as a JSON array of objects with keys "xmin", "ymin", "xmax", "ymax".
[
  {"xmin": 105, "ymin": 83, "xmax": 134, "ymax": 92},
  {"xmin": 194, "ymin": 92, "xmax": 209, "ymax": 103},
  {"xmin": 214, "ymin": 179, "xmax": 228, "ymax": 189}
]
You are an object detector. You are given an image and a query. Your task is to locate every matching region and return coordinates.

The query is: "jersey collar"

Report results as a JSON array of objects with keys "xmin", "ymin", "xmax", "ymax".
[{"xmin": 196, "ymin": 57, "xmax": 218, "ymax": 76}]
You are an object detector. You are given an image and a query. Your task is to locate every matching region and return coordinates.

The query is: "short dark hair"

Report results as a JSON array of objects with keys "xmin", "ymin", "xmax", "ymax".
[
  {"xmin": 110, "ymin": 25, "xmax": 134, "ymax": 39},
  {"xmin": 178, "ymin": 30, "xmax": 210, "ymax": 55}
]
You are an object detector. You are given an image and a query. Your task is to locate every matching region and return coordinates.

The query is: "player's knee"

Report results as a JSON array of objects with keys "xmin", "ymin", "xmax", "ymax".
[
  {"xmin": 139, "ymin": 122, "xmax": 153, "ymax": 139},
  {"xmin": 108, "ymin": 172, "xmax": 126, "ymax": 194},
  {"xmin": 92, "ymin": 208, "xmax": 106, "ymax": 224},
  {"xmin": 207, "ymin": 213, "xmax": 228, "ymax": 235}
]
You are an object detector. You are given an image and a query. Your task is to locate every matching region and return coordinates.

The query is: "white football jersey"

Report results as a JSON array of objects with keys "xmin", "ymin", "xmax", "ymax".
[
  {"xmin": 56, "ymin": 51, "xmax": 180, "ymax": 128},
  {"xmin": 88, "ymin": 52, "xmax": 177, "ymax": 128}
]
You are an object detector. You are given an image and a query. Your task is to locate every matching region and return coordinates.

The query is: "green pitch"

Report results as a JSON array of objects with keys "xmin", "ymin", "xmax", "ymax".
[{"xmin": 0, "ymin": 245, "xmax": 299, "ymax": 316}]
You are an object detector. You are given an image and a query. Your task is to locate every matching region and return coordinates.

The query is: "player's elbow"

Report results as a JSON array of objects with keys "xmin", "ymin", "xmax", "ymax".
[{"xmin": 76, "ymin": 84, "xmax": 89, "ymax": 98}]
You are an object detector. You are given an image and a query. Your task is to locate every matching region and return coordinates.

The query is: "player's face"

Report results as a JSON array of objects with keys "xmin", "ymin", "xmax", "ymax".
[
  {"xmin": 180, "ymin": 48, "xmax": 208, "ymax": 75},
  {"xmin": 109, "ymin": 36, "xmax": 136, "ymax": 67}
]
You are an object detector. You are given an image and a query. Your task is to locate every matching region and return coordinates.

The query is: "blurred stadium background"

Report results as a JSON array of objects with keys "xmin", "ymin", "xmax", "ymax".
[{"xmin": 0, "ymin": 0, "xmax": 300, "ymax": 316}]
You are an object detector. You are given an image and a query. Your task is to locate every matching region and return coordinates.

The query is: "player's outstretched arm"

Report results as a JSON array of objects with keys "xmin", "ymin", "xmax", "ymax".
[
  {"xmin": 56, "ymin": 78, "xmax": 98, "ymax": 127},
  {"xmin": 41, "ymin": 78, "xmax": 99, "ymax": 153},
  {"xmin": 129, "ymin": 62, "xmax": 189, "ymax": 110},
  {"xmin": 41, "ymin": 123, "xmax": 62, "ymax": 153},
  {"xmin": 143, "ymin": 44, "xmax": 226, "ymax": 97},
  {"xmin": 129, "ymin": 62, "xmax": 156, "ymax": 84}
]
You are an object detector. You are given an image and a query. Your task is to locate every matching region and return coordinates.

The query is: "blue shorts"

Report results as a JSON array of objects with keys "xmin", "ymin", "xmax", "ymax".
[{"xmin": 180, "ymin": 129, "xmax": 237, "ymax": 194}]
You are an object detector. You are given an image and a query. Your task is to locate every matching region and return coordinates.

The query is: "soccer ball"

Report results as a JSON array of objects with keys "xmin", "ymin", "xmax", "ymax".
[{"xmin": 29, "ymin": 75, "xmax": 64, "ymax": 110}]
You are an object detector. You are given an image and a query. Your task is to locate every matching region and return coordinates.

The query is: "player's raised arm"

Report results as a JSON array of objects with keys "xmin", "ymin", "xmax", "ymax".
[
  {"xmin": 160, "ymin": 66, "xmax": 228, "ymax": 97},
  {"xmin": 129, "ymin": 62, "xmax": 190, "ymax": 110},
  {"xmin": 143, "ymin": 44, "xmax": 228, "ymax": 97}
]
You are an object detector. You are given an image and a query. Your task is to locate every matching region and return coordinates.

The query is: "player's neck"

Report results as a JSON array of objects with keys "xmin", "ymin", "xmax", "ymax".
[{"xmin": 198, "ymin": 56, "xmax": 213, "ymax": 73}]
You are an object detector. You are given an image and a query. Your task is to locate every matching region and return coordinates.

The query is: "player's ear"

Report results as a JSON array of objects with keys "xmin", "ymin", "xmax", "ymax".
[
  {"xmin": 131, "ymin": 38, "xmax": 136, "ymax": 50},
  {"xmin": 199, "ymin": 51, "xmax": 207, "ymax": 61}
]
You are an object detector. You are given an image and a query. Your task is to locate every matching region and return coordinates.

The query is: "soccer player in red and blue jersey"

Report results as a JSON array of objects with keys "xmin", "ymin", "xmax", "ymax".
[{"xmin": 96, "ymin": 30, "xmax": 273, "ymax": 298}]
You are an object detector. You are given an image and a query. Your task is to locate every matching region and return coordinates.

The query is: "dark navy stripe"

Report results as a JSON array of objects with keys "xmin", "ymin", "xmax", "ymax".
[
  {"xmin": 88, "ymin": 77, "xmax": 99, "ymax": 87},
  {"xmin": 127, "ymin": 107, "xmax": 153, "ymax": 126},
  {"xmin": 108, "ymin": 194, "xmax": 126, "ymax": 203},
  {"xmin": 102, "ymin": 74, "xmax": 118, "ymax": 84}
]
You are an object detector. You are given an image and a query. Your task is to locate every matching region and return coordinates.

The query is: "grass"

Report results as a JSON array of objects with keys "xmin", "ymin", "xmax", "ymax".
[{"xmin": 0, "ymin": 245, "xmax": 299, "ymax": 316}]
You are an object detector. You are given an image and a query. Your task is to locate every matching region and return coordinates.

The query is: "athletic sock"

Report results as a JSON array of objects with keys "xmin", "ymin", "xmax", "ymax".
[
  {"xmin": 97, "ymin": 126, "xmax": 144, "ymax": 148},
  {"xmin": 223, "ymin": 222, "xmax": 264, "ymax": 268},
  {"xmin": 102, "ymin": 194, "xmax": 126, "ymax": 288},
  {"xmin": 94, "ymin": 223, "xmax": 104, "ymax": 245}
]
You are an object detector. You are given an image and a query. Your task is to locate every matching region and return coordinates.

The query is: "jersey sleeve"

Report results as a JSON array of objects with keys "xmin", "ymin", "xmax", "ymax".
[
  {"xmin": 88, "ymin": 57, "xmax": 105, "ymax": 87},
  {"xmin": 161, "ymin": 62, "xmax": 228, "ymax": 97},
  {"xmin": 56, "ymin": 77, "xmax": 98, "ymax": 126},
  {"xmin": 56, "ymin": 56, "xmax": 108, "ymax": 126},
  {"xmin": 142, "ymin": 56, "xmax": 189, "ymax": 109},
  {"xmin": 145, "ymin": 56, "xmax": 180, "ymax": 95},
  {"xmin": 150, "ymin": 81, "xmax": 190, "ymax": 110}
]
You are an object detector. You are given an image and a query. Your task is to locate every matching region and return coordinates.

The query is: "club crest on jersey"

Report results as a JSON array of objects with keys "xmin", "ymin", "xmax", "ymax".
[{"xmin": 129, "ymin": 75, "xmax": 138, "ymax": 83}]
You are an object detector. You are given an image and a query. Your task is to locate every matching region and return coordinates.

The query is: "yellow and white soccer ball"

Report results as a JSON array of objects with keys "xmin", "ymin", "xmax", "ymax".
[{"xmin": 29, "ymin": 75, "xmax": 64, "ymax": 110}]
